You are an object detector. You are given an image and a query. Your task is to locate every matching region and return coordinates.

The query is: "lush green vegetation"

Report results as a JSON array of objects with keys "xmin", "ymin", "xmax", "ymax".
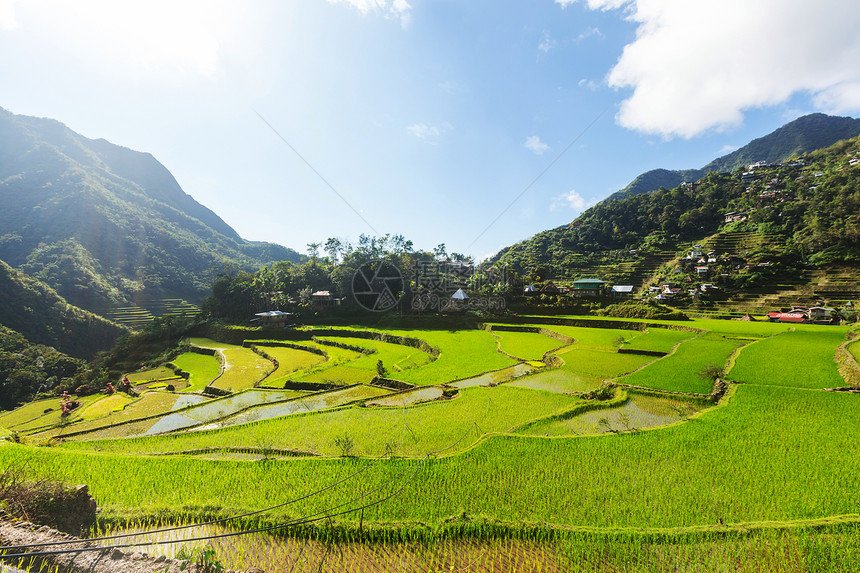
[
  {"xmin": 621, "ymin": 327, "xmax": 693, "ymax": 353},
  {"xmin": 557, "ymin": 347, "xmax": 654, "ymax": 379},
  {"xmin": 492, "ymin": 123, "xmax": 860, "ymax": 289},
  {"xmin": 1, "ymin": 314, "xmax": 857, "ymax": 571},
  {"xmin": 488, "ymin": 328, "xmax": 568, "ymax": 360},
  {"xmin": 189, "ymin": 339, "xmax": 274, "ymax": 392},
  {"xmin": 169, "ymin": 352, "xmax": 221, "ymax": 392},
  {"xmin": 57, "ymin": 385, "xmax": 582, "ymax": 458},
  {"xmin": 727, "ymin": 327, "xmax": 847, "ymax": 388},
  {"xmin": 0, "ymin": 324, "xmax": 85, "ymax": 410},
  {"xmin": 0, "ymin": 107, "xmax": 301, "ymax": 311},
  {"xmin": 620, "ymin": 333, "xmax": 749, "ymax": 393},
  {"xmin": 3, "ymin": 384, "xmax": 860, "ymax": 529},
  {"xmin": 255, "ymin": 345, "xmax": 327, "ymax": 384},
  {"xmin": 0, "ymin": 259, "xmax": 125, "ymax": 359},
  {"xmin": 382, "ymin": 328, "xmax": 516, "ymax": 386}
]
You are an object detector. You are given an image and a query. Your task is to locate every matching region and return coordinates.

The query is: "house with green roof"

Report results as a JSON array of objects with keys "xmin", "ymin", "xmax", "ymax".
[{"xmin": 572, "ymin": 278, "xmax": 606, "ymax": 296}]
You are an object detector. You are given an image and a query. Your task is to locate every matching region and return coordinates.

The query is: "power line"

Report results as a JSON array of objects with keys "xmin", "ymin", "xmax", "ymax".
[
  {"xmin": 252, "ymin": 108, "xmax": 382, "ymax": 238},
  {"xmin": 0, "ymin": 424, "xmax": 475, "ymax": 560},
  {"xmin": 0, "ymin": 450, "xmax": 389, "ymax": 553},
  {"xmin": 464, "ymin": 105, "xmax": 610, "ymax": 254}
]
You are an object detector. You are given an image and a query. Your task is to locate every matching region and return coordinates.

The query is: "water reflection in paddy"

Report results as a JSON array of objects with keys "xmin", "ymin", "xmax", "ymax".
[
  {"xmin": 521, "ymin": 393, "xmax": 704, "ymax": 436},
  {"xmin": 365, "ymin": 386, "xmax": 444, "ymax": 407},
  {"xmin": 449, "ymin": 362, "xmax": 536, "ymax": 388},
  {"xmin": 143, "ymin": 389, "xmax": 308, "ymax": 435},
  {"xmin": 507, "ymin": 369, "xmax": 603, "ymax": 394},
  {"xmin": 215, "ymin": 384, "xmax": 391, "ymax": 428}
]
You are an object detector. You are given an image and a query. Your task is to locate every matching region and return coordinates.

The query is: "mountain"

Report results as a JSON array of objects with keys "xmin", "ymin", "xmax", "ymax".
[
  {"xmin": 491, "ymin": 122, "xmax": 860, "ymax": 288},
  {"xmin": 0, "ymin": 107, "xmax": 302, "ymax": 311},
  {"xmin": 0, "ymin": 258, "xmax": 125, "ymax": 359},
  {"xmin": 610, "ymin": 114, "xmax": 860, "ymax": 201}
]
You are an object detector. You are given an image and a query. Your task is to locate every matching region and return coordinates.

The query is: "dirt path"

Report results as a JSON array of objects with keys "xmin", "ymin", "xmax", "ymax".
[{"xmin": 0, "ymin": 519, "xmax": 254, "ymax": 573}]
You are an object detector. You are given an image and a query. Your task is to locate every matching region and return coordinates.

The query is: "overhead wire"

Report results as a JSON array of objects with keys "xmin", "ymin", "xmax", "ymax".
[
  {"xmin": 0, "ymin": 423, "xmax": 476, "ymax": 560},
  {"xmin": 0, "ymin": 449, "xmax": 390, "ymax": 552}
]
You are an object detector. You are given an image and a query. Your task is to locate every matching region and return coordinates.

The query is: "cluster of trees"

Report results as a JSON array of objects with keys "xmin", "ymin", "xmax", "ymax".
[
  {"xmin": 201, "ymin": 234, "xmax": 516, "ymax": 322},
  {"xmin": 0, "ymin": 325, "xmax": 84, "ymax": 410},
  {"xmin": 0, "ymin": 259, "xmax": 125, "ymax": 359}
]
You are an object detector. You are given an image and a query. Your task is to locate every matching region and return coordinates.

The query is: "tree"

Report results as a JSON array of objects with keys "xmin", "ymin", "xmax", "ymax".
[
  {"xmin": 324, "ymin": 237, "xmax": 342, "ymax": 264},
  {"xmin": 306, "ymin": 242, "xmax": 321, "ymax": 263}
]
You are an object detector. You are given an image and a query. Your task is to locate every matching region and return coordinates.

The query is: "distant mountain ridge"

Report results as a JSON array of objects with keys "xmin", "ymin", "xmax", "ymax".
[
  {"xmin": 0, "ymin": 107, "xmax": 302, "ymax": 311},
  {"xmin": 610, "ymin": 114, "xmax": 860, "ymax": 201},
  {"xmin": 491, "ymin": 115, "xmax": 860, "ymax": 289}
]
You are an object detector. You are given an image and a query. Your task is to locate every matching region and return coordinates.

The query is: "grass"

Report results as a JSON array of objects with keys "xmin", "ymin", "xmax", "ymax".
[
  {"xmin": 57, "ymin": 385, "xmax": 583, "ymax": 458},
  {"xmin": 169, "ymin": 352, "xmax": 221, "ymax": 393},
  {"xmin": 519, "ymin": 391, "xmax": 705, "ymax": 436},
  {"xmin": 381, "ymin": 329, "xmax": 516, "ymax": 386},
  {"xmin": 5, "ymin": 384, "xmax": 860, "ymax": 530},
  {"xmin": 620, "ymin": 333, "xmax": 749, "ymax": 394},
  {"xmin": 313, "ymin": 336, "xmax": 432, "ymax": 375},
  {"xmin": 123, "ymin": 366, "xmax": 175, "ymax": 384},
  {"xmin": 0, "ymin": 394, "xmax": 105, "ymax": 433},
  {"xmin": 296, "ymin": 364, "xmax": 376, "ymax": 386},
  {"xmin": 728, "ymin": 327, "xmax": 848, "ymax": 389},
  {"xmin": 77, "ymin": 394, "xmax": 135, "ymax": 418},
  {"xmin": 189, "ymin": 339, "xmax": 275, "ymax": 392},
  {"xmin": 621, "ymin": 327, "xmax": 695, "ymax": 353},
  {"xmin": 533, "ymin": 324, "xmax": 641, "ymax": 349},
  {"xmin": 25, "ymin": 391, "xmax": 180, "ymax": 441},
  {"xmin": 3, "ymin": 317, "xmax": 860, "ymax": 571},
  {"xmin": 556, "ymin": 347, "xmax": 656, "ymax": 379},
  {"xmin": 488, "ymin": 329, "xmax": 568, "ymax": 360},
  {"xmin": 255, "ymin": 345, "xmax": 326, "ymax": 384}
]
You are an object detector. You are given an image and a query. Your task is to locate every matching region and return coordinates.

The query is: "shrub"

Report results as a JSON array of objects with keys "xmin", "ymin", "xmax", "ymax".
[{"xmin": 596, "ymin": 301, "xmax": 688, "ymax": 321}]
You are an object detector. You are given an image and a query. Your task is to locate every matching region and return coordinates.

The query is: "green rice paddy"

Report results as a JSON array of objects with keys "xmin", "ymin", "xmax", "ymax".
[{"xmin": 0, "ymin": 316, "xmax": 856, "ymax": 571}]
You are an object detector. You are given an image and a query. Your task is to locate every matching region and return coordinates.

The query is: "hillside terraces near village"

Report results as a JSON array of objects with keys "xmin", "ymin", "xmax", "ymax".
[
  {"xmin": 493, "ymin": 121, "xmax": 860, "ymax": 320},
  {"xmin": 92, "ymin": 299, "xmax": 200, "ymax": 330}
]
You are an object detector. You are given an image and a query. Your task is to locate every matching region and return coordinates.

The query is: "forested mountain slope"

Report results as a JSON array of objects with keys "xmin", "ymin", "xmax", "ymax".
[
  {"xmin": 0, "ymin": 107, "xmax": 302, "ymax": 310},
  {"xmin": 492, "ymin": 132, "xmax": 860, "ymax": 285}
]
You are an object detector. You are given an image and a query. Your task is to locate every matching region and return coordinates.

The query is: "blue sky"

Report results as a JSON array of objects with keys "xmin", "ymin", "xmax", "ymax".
[{"xmin": 2, "ymin": 0, "xmax": 859, "ymax": 260}]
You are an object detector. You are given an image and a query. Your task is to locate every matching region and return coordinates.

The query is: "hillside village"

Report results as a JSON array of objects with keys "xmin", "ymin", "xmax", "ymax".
[{"xmin": 512, "ymin": 148, "xmax": 860, "ymax": 323}]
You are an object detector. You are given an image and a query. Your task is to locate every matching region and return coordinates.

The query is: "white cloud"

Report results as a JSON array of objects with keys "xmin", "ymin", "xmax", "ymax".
[
  {"xmin": 576, "ymin": 26, "xmax": 604, "ymax": 42},
  {"xmin": 0, "ymin": 0, "xmax": 18, "ymax": 29},
  {"xmin": 538, "ymin": 30, "xmax": 556, "ymax": 53},
  {"xmin": 524, "ymin": 135, "xmax": 549, "ymax": 155},
  {"xmin": 560, "ymin": 0, "xmax": 860, "ymax": 138},
  {"xmin": 578, "ymin": 78, "xmax": 601, "ymax": 91},
  {"xmin": 407, "ymin": 121, "xmax": 452, "ymax": 143},
  {"xmin": 328, "ymin": 0, "xmax": 413, "ymax": 29},
  {"xmin": 552, "ymin": 189, "xmax": 594, "ymax": 211}
]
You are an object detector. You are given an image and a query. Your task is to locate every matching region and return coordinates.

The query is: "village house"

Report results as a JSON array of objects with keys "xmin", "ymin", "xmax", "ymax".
[
  {"xmin": 572, "ymin": 278, "xmax": 606, "ymax": 297},
  {"xmin": 724, "ymin": 211, "xmax": 749, "ymax": 223},
  {"xmin": 610, "ymin": 285, "xmax": 634, "ymax": 298},
  {"xmin": 252, "ymin": 310, "xmax": 293, "ymax": 328},
  {"xmin": 311, "ymin": 290, "xmax": 336, "ymax": 306}
]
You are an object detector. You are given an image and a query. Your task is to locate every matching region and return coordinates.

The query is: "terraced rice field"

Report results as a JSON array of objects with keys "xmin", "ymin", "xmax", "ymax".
[{"xmin": 1, "ymin": 316, "xmax": 857, "ymax": 571}]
